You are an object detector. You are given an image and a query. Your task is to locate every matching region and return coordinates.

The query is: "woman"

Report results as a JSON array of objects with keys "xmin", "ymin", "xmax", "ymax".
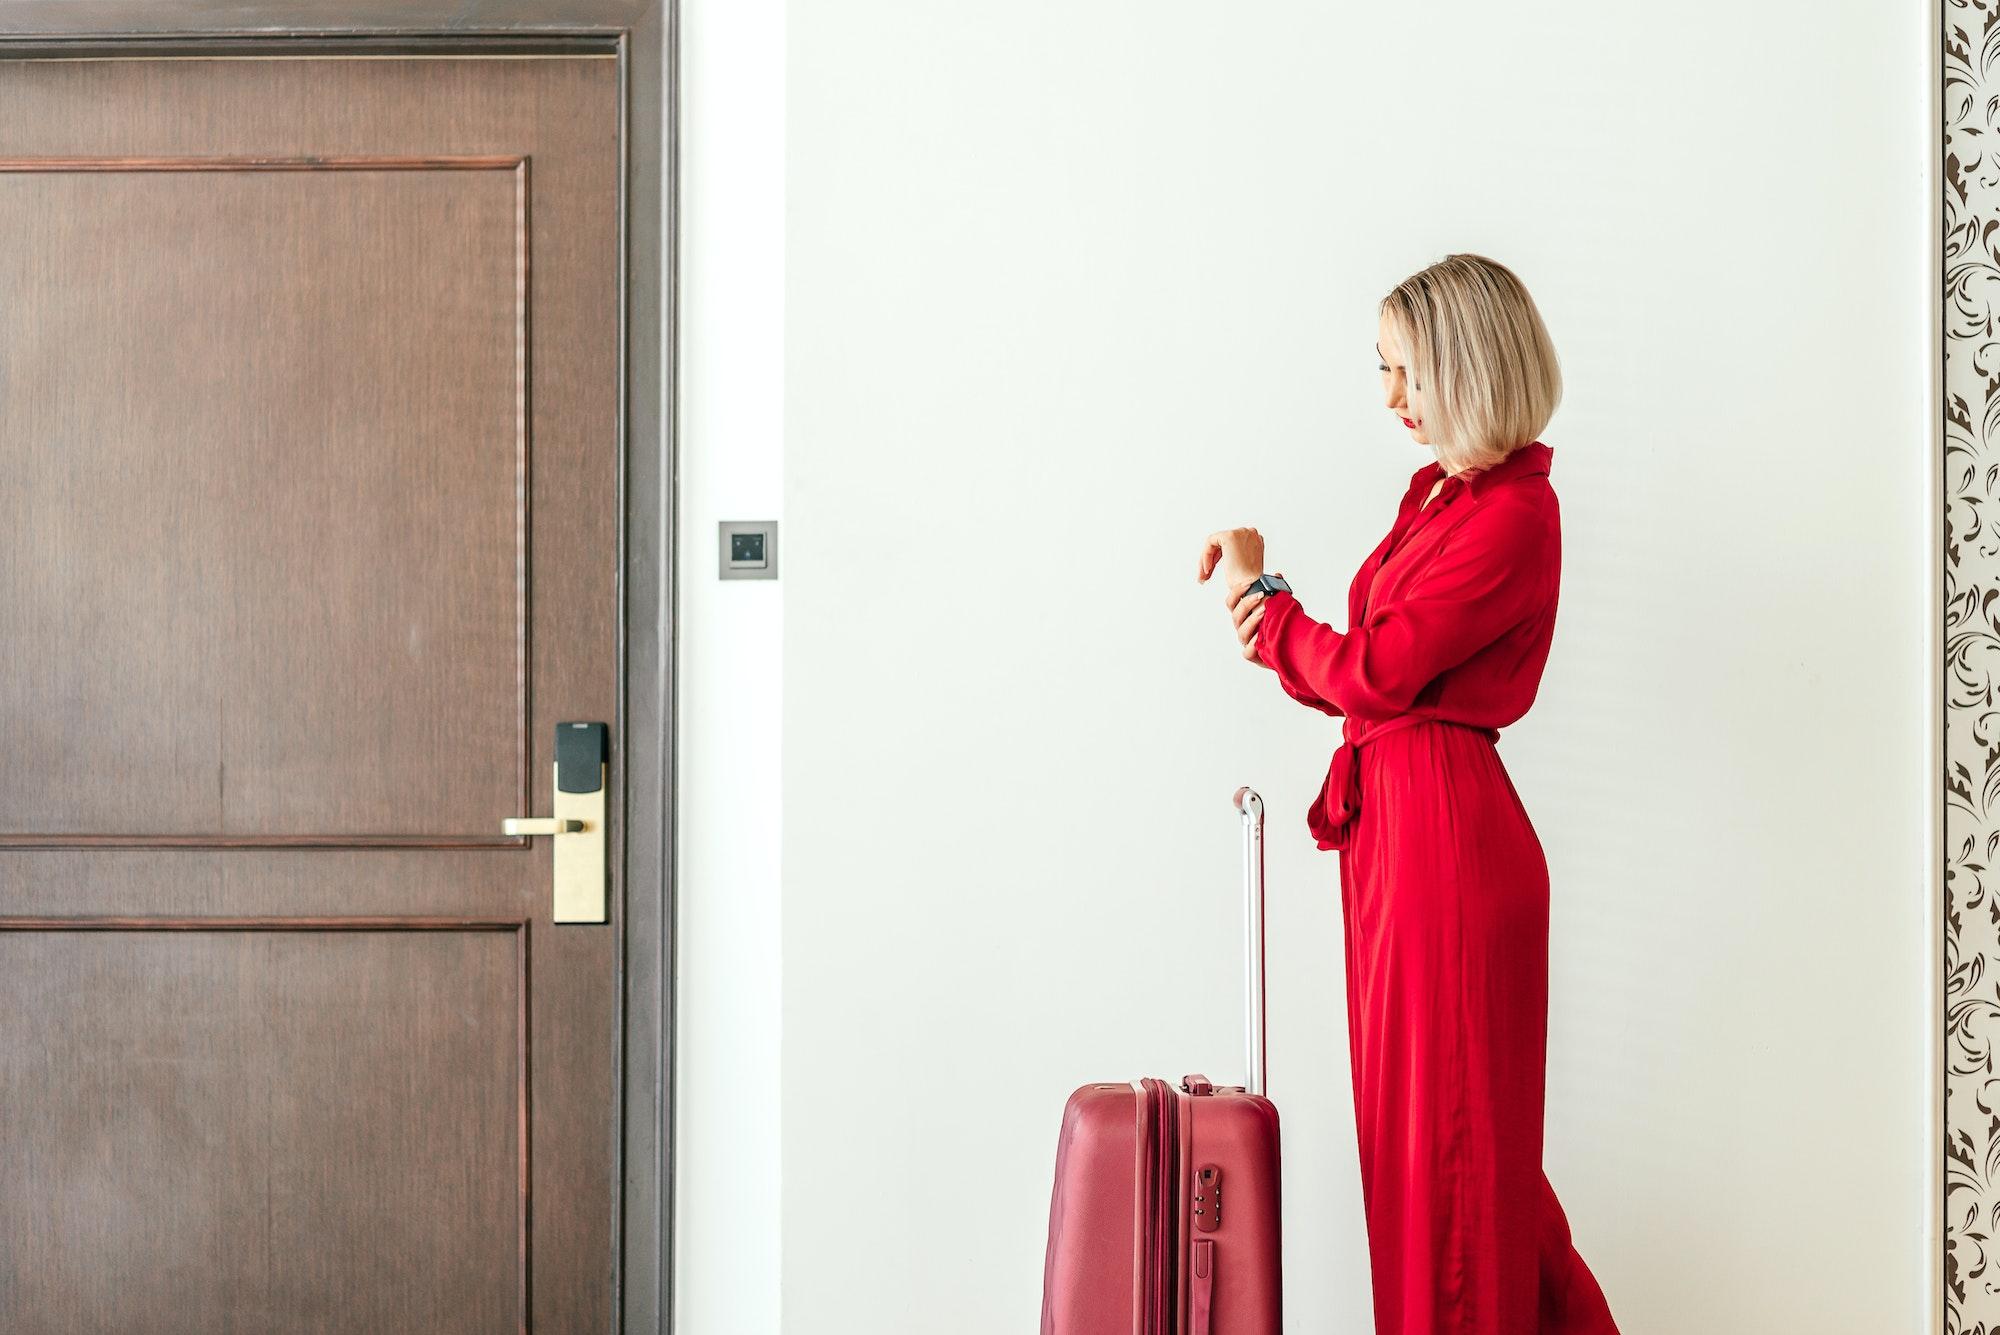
[{"xmin": 1196, "ymin": 254, "xmax": 1621, "ymax": 1335}]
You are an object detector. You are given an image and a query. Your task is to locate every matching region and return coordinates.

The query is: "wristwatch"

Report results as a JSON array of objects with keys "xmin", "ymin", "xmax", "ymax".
[{"xmin": 1246, "ymin": 573, "xmax": 1291, "ymax": 598}]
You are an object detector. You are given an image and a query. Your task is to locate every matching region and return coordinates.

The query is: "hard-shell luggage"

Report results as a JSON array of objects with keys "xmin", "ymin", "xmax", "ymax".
[{"xmin": 1039, "ymin": 786, "xmax": 1282, "ymax": 1334}]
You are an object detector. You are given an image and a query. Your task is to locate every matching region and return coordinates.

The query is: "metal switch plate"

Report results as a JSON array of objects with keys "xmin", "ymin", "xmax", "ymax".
[{"xmin": 719, "ymin": 520, "xmax": 778, "ymax": 580}]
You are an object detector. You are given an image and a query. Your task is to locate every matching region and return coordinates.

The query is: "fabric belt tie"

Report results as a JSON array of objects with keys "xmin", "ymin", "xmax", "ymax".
[{"xmin": 1309, "ymin": 715, "xmax": 1501, "ymax": 853}]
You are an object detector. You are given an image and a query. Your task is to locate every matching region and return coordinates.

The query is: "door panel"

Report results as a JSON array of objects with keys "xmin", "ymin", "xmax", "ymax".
[
  {"xmin": 0, "ymin": 52, "xmax": 623, "ymax": 1333},
  {"xmin": 0, "ymin": 924, "xmax": 523, "ymax": 1331},
  {"xmin": 0, "ymin": 159, "xmax": 529, "ymax": 841}
]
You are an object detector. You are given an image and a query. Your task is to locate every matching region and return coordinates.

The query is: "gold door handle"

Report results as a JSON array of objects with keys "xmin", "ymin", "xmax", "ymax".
[
  {"xmin": 503, "ymin": 722, "xmax": 610, "ymax": 924},
  {"xmin": 501, "ymin": 817, "xmax": 586, "ymax": 836}
]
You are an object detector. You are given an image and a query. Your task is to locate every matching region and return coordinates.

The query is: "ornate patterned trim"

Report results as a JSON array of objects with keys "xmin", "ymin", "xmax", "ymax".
[{"xmin": 1947, "ymin": 0, "xmax": 1987, "ymax": 1324}]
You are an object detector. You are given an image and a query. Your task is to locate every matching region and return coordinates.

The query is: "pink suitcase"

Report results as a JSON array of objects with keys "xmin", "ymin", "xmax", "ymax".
[{"xmin": 1039, "ymin": 787, "xmax": 1282, "ymax": 1334}]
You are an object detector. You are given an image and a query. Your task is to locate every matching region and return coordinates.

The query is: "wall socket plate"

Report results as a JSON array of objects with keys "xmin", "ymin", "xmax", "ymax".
[{"xmin": 719, "ymin": 520, "xmax": 778, "ymax": 580}]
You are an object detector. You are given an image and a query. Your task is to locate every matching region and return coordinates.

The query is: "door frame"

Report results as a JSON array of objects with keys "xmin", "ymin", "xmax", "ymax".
[{"xmin": 0, "ymin": 4, "xmax": 679, "ymax": 1331}]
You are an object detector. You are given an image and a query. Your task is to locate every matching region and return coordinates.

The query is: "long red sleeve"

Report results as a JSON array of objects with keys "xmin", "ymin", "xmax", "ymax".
[
  {"xmin": 1268, "ymin": 648, "xmax": 1344, "ymax": 717},
  {"xmin": 1253, "ymin": 499, "xmax": 1556, "ymax": 720}
]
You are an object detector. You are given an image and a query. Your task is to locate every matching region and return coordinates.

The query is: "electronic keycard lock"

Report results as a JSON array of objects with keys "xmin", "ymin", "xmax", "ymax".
[{"xmin": 502, "ymin": 721, "xmax": 609, "ymax": 923}]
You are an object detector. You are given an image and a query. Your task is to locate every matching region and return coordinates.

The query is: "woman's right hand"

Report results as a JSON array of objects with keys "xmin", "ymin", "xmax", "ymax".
[{"xmin": 1228, "ymin": 575, "xmax": 1279, "ymax": 665}]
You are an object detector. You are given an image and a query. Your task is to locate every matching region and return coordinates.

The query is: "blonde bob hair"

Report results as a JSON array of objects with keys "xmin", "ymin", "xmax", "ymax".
[{"xmin": 1380, "ymin": 253, "xmax": 1562, "ymax": 475}]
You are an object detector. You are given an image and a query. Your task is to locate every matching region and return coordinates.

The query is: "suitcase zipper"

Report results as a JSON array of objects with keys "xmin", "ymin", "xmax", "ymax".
[
  {"xmin": 1162, "ymin": 1081, "xmax": 1179, "ymax": 1334},
  {"xmin": 1140, "ymin": 1077, "xmax": 1180, "ymax": 1335}
]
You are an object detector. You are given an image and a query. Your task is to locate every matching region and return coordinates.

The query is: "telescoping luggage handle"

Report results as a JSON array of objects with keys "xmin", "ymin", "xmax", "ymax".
[{"xmin": 1232, "ymin": 786, "xmax": 1268, "ymax": 1098}]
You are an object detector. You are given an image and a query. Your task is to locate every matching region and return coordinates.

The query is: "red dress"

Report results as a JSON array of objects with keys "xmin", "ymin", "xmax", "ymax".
[{"xmin": 1252, "ymin": 440, "xmax": 1620, "ymax": 1335}]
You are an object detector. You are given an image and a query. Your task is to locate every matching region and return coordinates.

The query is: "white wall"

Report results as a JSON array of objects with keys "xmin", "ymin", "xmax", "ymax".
[
  {"xmin": 673, "ymin": 1, "xmax": 784, "ymax": 1332},
  {"xmin": 683, "ymin": 2, "xmax": 1935, "ymax": 1332}
]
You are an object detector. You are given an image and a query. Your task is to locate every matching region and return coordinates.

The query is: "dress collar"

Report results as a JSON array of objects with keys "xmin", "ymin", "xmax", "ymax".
[{"xmin": 1410, "ymin": 439, "xmax": 1554, "ymax": 503}]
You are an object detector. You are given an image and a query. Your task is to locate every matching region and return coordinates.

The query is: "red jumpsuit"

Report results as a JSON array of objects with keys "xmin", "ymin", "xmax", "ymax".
[{"xmin": 1252, "ymin": 440, "xmax": 1620, "ymax": 1335}]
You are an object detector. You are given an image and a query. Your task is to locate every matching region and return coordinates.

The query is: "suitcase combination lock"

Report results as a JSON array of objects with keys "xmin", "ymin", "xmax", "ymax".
[{"xmin": 1192, "ymin": 1163, "xmax": 1223, "ymax": 1232}]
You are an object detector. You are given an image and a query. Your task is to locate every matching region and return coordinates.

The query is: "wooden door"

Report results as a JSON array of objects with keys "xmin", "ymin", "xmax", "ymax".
[{"xmin": 0, "ymin": 50, "xmax": 626, "ymax": 1333}]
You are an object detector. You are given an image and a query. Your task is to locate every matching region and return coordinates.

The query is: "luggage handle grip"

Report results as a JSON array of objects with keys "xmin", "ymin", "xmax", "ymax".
[{"xmin": 1232, "ymin": 786, "xmax": 1267, "ymax": 1097}]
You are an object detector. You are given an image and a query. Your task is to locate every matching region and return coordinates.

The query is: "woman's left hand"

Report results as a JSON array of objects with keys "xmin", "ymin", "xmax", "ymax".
[
  {"xmin": 1197, "ymin": 526, "xmax": 1267, "ymax": 591},
  {"xmin": 1199, "ymin": 527, "xmax": 1275, "ymax": 663}
]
